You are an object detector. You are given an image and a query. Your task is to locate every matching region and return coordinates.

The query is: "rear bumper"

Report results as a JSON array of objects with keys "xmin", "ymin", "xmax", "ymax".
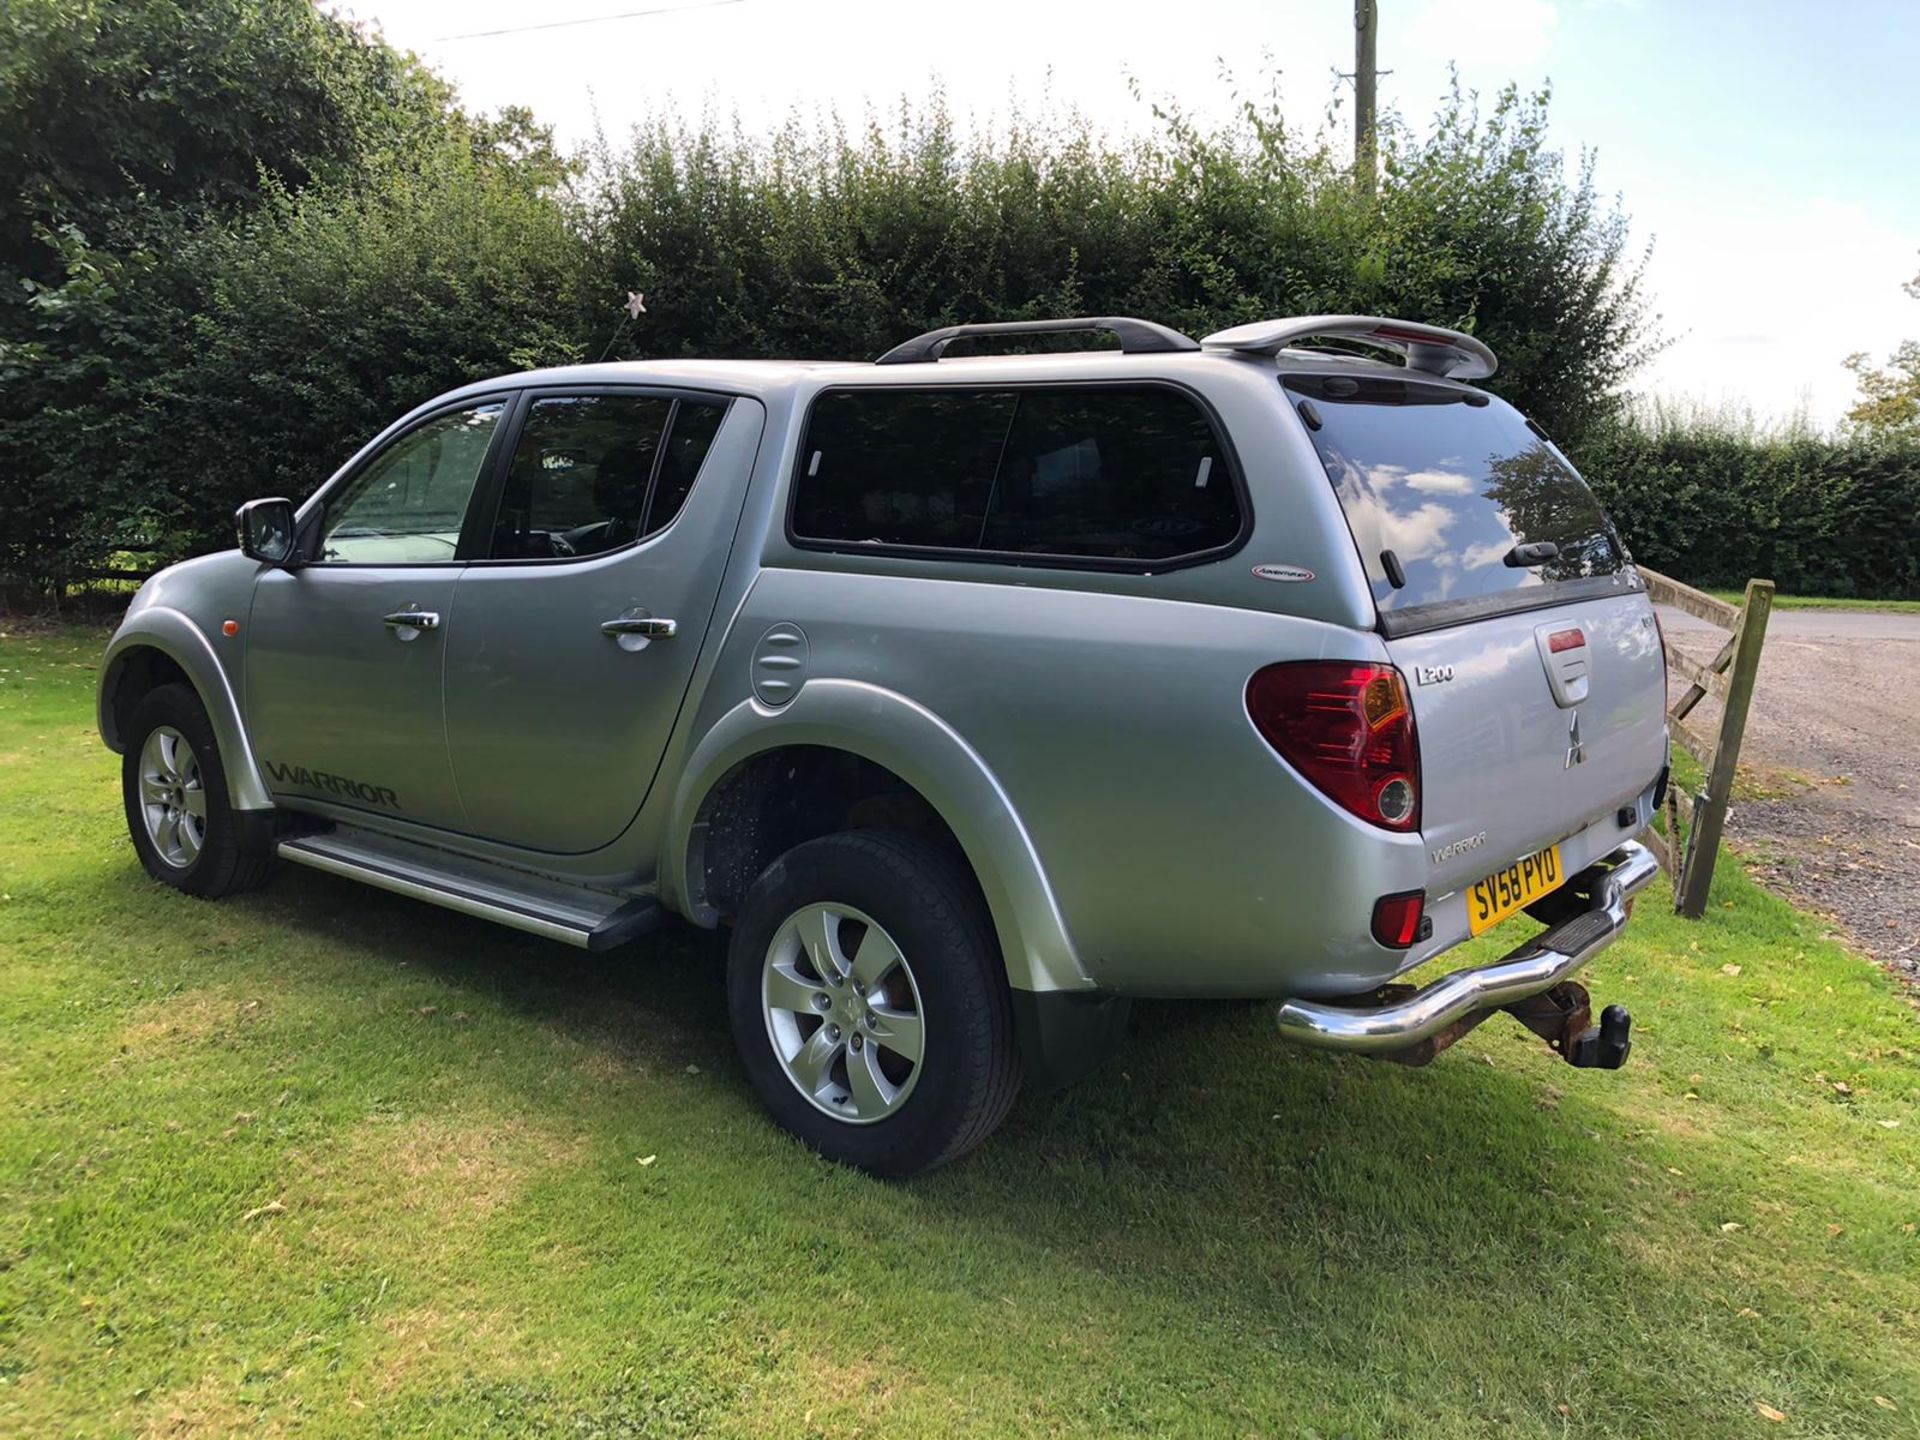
[{"xmin": 1275, "ymin": 841, "xmax": 1660, "ymax": 1054}]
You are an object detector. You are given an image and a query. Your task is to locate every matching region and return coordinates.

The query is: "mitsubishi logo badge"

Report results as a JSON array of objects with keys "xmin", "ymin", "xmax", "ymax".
[{"xmin": 1565, "ymin": 710, "xmax": 1587, "ymax": 768}]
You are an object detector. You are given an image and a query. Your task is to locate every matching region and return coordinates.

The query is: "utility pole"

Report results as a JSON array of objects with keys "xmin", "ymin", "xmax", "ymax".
[{"xmin": 1354, "ymin": 0, "xmax": 1379, "ymax": 194}]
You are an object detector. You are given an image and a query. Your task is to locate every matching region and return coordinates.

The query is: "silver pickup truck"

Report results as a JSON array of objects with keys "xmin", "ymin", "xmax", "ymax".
[{"xmin": 99, "ymin": 315, "xmax": 1667, "ymax": 1176}]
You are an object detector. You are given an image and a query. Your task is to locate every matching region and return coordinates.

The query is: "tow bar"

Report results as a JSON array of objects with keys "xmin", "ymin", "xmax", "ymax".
[
  {"xmin": 1275, "ymin": 842, "xmax": 1656, "ymax": 1068},
  {"xmin": 1367, "ymin": 979, "xmax": 1632, "ymax": 1068}
]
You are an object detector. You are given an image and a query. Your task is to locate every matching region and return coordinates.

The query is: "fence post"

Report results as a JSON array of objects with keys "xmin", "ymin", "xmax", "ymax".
[{"xmin": 1673, "ymin": 579, "xmax": 1774, "ymax": 918}]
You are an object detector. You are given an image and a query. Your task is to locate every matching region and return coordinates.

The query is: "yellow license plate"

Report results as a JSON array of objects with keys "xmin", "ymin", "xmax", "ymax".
[{"xmin": 1467, "ymin": 844, "xmax": 1564, "ymax": 936}]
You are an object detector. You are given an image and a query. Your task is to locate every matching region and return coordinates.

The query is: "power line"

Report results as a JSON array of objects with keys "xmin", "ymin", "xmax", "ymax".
[{"xmin": 431, "ymin": 0, "xmax": 745, "ymax": 44}]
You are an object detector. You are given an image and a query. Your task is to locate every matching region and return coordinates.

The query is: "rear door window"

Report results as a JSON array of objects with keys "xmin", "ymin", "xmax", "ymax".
[
  {"xmin": 488, "ymin": 394, "xmax": 730, "ymax": 560},
  {"xmin": 645, "ymin": 399, "xmax": 730, "ymax": 536},
  {"xmin": 792, "ymin": 384, "xmax": 1241, "ymax": 566},
  {"xmin": 1286, "ymin": 374, "xmax": 1625, "ymax": 622}
]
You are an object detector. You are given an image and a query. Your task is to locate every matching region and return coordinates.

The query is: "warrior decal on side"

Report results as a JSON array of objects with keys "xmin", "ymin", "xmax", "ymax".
[{"xmin": 263, "ymin": 762, "xmax": 400, "ymax": 810}]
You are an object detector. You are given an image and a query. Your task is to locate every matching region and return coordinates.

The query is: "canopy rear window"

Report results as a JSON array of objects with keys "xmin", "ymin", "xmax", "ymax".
[
  {"xmin": 1286, "ymin": 375, "xmax": 1626, "ymax": 625},
  {"xmin": 790, "ymin": 384, "xmax": 1244, "ymax": 569}
]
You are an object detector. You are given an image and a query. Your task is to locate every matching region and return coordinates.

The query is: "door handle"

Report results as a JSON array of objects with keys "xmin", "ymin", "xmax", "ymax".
[
  {"xmin": 382, "ymin": 609, "xmax": 441, "ymax": 631},
  {"xmin": 600, "ymin": 616, "xmax": 677, "ymax": 639}
]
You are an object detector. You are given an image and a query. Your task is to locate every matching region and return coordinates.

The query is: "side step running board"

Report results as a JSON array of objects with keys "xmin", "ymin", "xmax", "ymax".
[{"xmin": 277, "ymin": 829, "xmax": 659, "ymax": 952}]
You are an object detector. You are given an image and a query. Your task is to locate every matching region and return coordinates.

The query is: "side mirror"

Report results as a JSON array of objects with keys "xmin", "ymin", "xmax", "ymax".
[{"xmin": 235, "ymin": 497, "xmax": 299, "ymax": 567}]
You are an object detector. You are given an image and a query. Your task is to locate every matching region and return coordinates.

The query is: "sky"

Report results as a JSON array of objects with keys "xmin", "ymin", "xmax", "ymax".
[{"xmin": 327, "ymin": 0, "xmax": 1920, "ymax": 428}]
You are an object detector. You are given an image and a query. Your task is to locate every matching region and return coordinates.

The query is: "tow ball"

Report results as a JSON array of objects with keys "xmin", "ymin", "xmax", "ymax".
[
  {"xmin": 1377, "ymin": 980, "xmax": 1632, "ymax": 1068},
  {"xmin": 1505, "ymin": 982, "xmax": 1633, "ymax": 1070}
]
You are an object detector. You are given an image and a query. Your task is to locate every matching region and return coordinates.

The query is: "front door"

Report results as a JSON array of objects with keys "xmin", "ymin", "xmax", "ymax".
[
  {"xmin": 246, "ymin": 398, "xmax": 511, "ymax": 830},
  {"xmin": 441, "ymin": 389, "xmax": 764, "ymax": 853}
]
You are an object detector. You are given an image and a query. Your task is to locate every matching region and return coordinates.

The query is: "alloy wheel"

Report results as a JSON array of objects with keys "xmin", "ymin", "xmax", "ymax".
[
  {"xmin": 761, "ymin": 902, "xmax": 925, "ymax": 1124},
  {"xmin": 138, "ymin": 725, "xmax": 206, "ymax": 869}
]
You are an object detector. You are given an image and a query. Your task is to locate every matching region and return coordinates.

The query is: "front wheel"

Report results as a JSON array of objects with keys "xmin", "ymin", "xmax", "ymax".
[
  {"xmin": 726, "ymin": 830, "xmax": 1022, "ymax": 1178},
  {"xmin": 122, "ymin": 683, "xmax": 275, "ymax": 898}
]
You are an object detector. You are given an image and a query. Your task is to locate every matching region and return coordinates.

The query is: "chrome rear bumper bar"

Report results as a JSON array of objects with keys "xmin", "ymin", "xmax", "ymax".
[{"xmin": 1275, "ymin": 841, "xmax": 1661, "ymax": 1054}]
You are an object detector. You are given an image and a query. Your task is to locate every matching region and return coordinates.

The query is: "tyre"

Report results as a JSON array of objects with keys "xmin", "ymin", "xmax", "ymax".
[
  {"xmin": 726, "ymin": 830, "xmax": 1022, "ymax": 1178},
  {"xmin": 122, "ymin": 683, "xmax": 275, "ymax": 898}
]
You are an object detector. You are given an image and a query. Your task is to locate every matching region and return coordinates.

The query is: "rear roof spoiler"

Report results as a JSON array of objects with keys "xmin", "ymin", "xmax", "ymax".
[{"xmin": 1199, "ymin": 315, "xmax": 1497, "ymax": 380}]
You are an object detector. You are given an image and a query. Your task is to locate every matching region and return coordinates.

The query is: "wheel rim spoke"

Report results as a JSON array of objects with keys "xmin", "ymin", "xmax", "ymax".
[
  {"xmin": 849, "ymin": 924, "xmax": 900, "ymax": 990},
  {"xmin": 786, "ymin": 1024, "xmax": 843, "ymax": 1098},
  {"xmin": 794, "ymin": 904, "xmax": 848, "ymax": 985},
  {"xmin": 765, "ymin": 961, "xmax": 827, "ymax": 1017},
  {"xmin": 181, "ymin": 785, "xmax": 207, "ymax": 819},
  {"xmin": 845, "ymin": 1041, "xmax": 895, "ymax": 1116},
  {"xmin": 155, "ymin": 809, "xmax": 180, "ymax": 859},
  {"xmin": 869, "ymin": 1004, "xmax": 923, "ymax": 1066}
]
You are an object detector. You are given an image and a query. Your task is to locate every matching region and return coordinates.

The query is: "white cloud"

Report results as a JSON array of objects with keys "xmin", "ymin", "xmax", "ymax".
[
  {"xmin": 1404, "ymin": 468, "xmax": 1478, "ymax": 494},
  {"xmin": 1364, "ymin": 462, "xmax": 1410, "ymax": 491},
  {"xmin": 1376, "ymin": 500, "xmax": 1457, "ymax": 562},
  {"xmin": 334, "ymin": 0, "xmax": 1318, "ymax": 146},
  {"xmin": 1459, "ymin": 537, "xmax": 1512, "ymax": 571}
]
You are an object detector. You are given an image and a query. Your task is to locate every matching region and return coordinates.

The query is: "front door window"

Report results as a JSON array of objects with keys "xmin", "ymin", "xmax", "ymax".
[{"xmin": 319, "ymin": 403, "xmax": 505, "ymax": 564}]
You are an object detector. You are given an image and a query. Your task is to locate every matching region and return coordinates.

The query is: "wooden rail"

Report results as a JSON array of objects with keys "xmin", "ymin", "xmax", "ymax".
[{"xmin": 1638, "ymin": 569, "xmax": 1775, "ymax": 918}]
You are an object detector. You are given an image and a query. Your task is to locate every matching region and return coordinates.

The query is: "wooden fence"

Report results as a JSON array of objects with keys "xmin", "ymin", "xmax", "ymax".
[{"xmin": 1637, "ymin": 570, "xmax": 1775, "ymax": 918}]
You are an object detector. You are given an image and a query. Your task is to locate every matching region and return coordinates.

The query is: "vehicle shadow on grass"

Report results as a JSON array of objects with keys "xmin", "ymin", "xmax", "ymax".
[
  {"xmin": 251, "ymin": 859, "xmax": 737, "ymax": 1043},
  {"xmin": 256, "ymin": 861, "xmax": 1617, "ymax": 1272}
]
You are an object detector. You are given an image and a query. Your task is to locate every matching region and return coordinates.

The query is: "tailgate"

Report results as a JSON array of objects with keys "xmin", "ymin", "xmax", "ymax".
[
  {"xmin": 1389, "ymin": 592, "xmax": 1667, "ymax": 894},
  {"xmin": 1281, "ymin": 367, "xmax": 1668, "ymax": 892}
]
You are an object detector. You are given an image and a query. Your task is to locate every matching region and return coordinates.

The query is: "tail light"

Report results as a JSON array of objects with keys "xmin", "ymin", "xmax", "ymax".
[{"xmin": 1245, "ymin": 661, "xmax": 1420, "ymax": 831}]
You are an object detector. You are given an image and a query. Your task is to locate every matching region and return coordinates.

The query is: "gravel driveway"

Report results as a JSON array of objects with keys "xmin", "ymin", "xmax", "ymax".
[{"xmin": 1659, "ymin": 607, "xmax": 1920, "ymax": 982}]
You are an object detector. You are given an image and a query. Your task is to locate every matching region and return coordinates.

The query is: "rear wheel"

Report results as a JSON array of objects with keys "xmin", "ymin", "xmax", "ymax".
[
  {"xmin": 726, "ymin": 830, "xmax": 1021, "ymax": 1178},
  {"xmin": 122, "ymin": 683, "xmax": 275, "ymax": 898}
]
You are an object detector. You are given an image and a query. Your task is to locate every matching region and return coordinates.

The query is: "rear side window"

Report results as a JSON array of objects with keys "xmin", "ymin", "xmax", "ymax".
[
  {"xmin": 489, "ymin": 394, "xmax": 729, "ymax": 560},
  {"xmin": 1286, "ymin": 375, "xmax": 1625, "ymax": 619},
  {"xmin": 792, "ymin": 385, "xmax": 1241, "ymax": 566}
]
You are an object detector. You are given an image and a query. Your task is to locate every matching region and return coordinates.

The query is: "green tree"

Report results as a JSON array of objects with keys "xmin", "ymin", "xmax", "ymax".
[
  {"xmin": 577, "ymin": 81, "xmax": 1658, "ymax": 446},
  {"xmin": 1843, "ymin": 266, "xmax": 1920, "ymax": 434},
  {"xmin": 0, "ymin": 0, "xmax": 452, "ymax": 289},
  {"xmin": 0, "ymin": 0, "xmax": 576, "ymax": 597}
]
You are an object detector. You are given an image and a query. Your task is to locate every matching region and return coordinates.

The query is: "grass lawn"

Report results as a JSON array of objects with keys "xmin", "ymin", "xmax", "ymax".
[
  {"xmin": 3, "ymin": 627, "xmax": 1917, "ymax": 1438},
  {"xmin": 1703, "ymin": 590, "xmax": 1920, "ymax": 614}
]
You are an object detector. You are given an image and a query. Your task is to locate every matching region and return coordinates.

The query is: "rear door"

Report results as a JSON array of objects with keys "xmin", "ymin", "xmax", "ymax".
[
  {"xmin": 1286, "ymin": 373, "xmax": 1667, "ymax": 891},
  {"xmin": 439, "ymin": 388, "xmax": 764, "ymax": 854}
]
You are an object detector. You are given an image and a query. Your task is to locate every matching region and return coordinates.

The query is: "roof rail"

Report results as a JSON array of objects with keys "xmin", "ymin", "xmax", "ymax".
[
  {"xmin": 875, "ymin": 316, "xmax": 1200, "ymax": 366},
  {"xmin": 1199, "ymin": 315, "xmax": 1497, "ymax": 380}
]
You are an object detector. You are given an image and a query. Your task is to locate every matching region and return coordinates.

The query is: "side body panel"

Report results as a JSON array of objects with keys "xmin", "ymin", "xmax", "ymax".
[{"xmin": 684, "ymin": 567, "xmax": 1426, "ymax": 998}]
